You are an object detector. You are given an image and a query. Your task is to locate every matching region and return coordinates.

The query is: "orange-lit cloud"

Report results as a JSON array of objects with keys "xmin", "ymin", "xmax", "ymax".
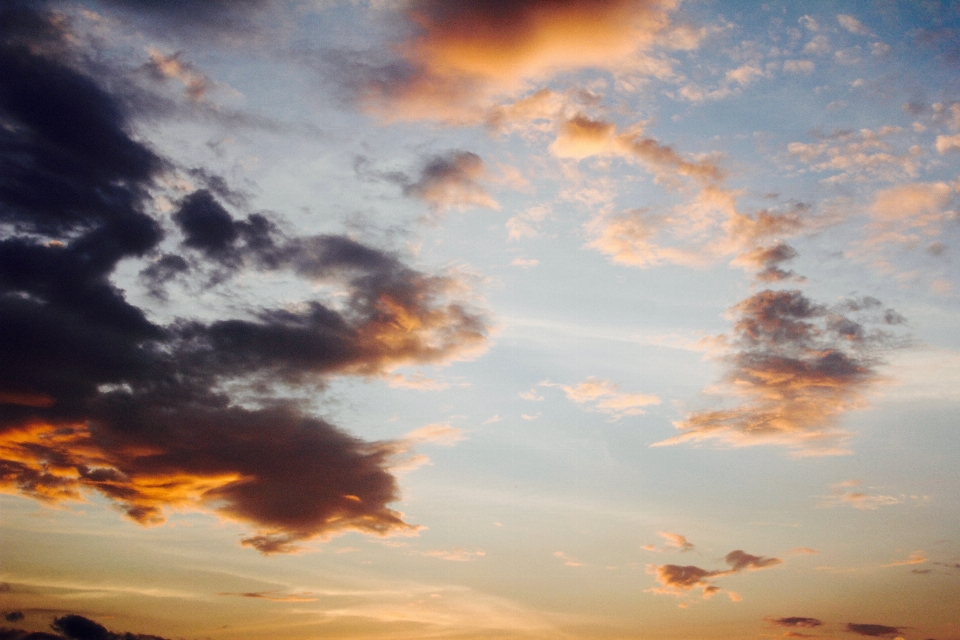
[
  {"xmin": 882, "ymin": 551, "xmax": 927, "ymax": 568},
  {"xmin": 731, "ymin": 243, "xmax": 806, "ymax": 283},
  {"xmin": 647, "ymin": 549, "xmax": 782, "ymax": 599},
  {"xmin": 544, "ymin": 376, "xmax": 660, "ymax": 420},
  {"xmin": 659, "ymin": 531, "xmax": 695, "ymax": 552},
  {"xmin": 824, "ymin": 480, "xmax": 902, "ymax": 509},
  {"xmin": 857, "ymin": 182, "xmax": 956, "ymax": 258},
  {"xmin": 787, "ymin": 126, "xmax": 921, "ymax": 184},
  {"xmin": 352, "ymin": 0, "xmax": 679, "ymax": 122},
  {"xmin": 143, "ymin": 49, "xmax": 212, "ymax": 101},
  {"xmin": 655, "ymin": 290, "xmax": 907, "ymax": 455}
]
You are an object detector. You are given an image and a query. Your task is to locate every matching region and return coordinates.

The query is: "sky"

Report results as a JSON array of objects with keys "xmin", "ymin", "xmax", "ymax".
[{"xmin": 0, "ymin": 1, "xmax": 959, "ymax": 639}]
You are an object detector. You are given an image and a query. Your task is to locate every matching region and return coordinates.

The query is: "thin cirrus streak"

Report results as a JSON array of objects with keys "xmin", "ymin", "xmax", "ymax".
[
  {"xmin": 653, "ymin": 289, "xmax": 908, "ymax": 455},
  {"xmin": 0, "ymin": 5, "xmax": 488, "ymax": 554}
]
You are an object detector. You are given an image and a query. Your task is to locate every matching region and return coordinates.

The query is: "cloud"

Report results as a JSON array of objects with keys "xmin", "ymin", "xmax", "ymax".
[
  {"xmin": 837, "ymin": 15, "xmax": 872, "ymax": 36},
  {"xmin": 551, "ymin": 114, "xmax": 725, "ymax": 184},
  {"xmin": 935, "ymin": 134, "xmax": 960, "ymax": 153},
  {"xmin": 724, "ymin": 550, "xmax": 783, "ymax": 571},
  {"xmin": 404, "ymin": 423, "xmax": 465, "ymax": 446},
  {"xmin": 41, "ymin": 614, "xmax": 171, "ymax": 640},
  {"xmin": 553, "ymin": 551, "xmax": 583, "ymax": 567},
  {"xmin": 545, "ymin": 376, "xmax": 660, "ymax": 420},
  {"xmin": 0, "ymin": 5, "xmax": 488, "ymax": 553},
  {"xmin": 844, "ymin": 623, "xmax": 903, "ymax": 637},
  {"xmin": 420, "ymin": 548, "xmax": 486, "ymax": 562},
  {"xmin": 769, "ymin": 617, "xmax": 824, "ymax": 628},
  {"xmin": 659, "ymin": 531, "xmax": 695, "ymax": 552},
  {"xmin": 337, "ymin": 0, "xmax": 679, "ymax": 122},
  {"xmin": 882, "ymin": 551, "xmax": 927, "ymax": 568},
  {"xmin": 97, "ymin": 0, "xmax": 275, "ymax": 42},
  {"xmin": 731, "ymin": 243, "xmax": 806, "ymax": 283},
  {"xmin": 655, "ymin": 290, "xmax": 906, "ymax": 455},
  {"xmin": 783, "ymin": 60, "xmax": 816, "ymax": 74},
  {"xmin": 218, "ymin": 591, "xmax": 318, "ymax": 602},
  {"xmin": 855, "ymin": 182, "xmax": 956, "ymax": 259},
  {"xmin": 787, "ymin": 126, "xmax": 921, "ymax": 184},
  {"xmin": 647, "ymin": 548, "xmax": 782, "ymax": 599},
  {"xmin": 403, "ymin": 151, "xmax": 500, "ymax": 215},
  {"xmin": 824, "ymin": 480, "xmax": 902, "ymax": 509},
  {"xmin": 142, "ymin": 49, "xmax": 212, "ymax": 101}
]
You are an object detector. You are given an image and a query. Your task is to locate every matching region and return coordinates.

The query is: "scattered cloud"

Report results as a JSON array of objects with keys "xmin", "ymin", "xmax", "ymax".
[
  {"xmin": 768, "ymin": 616, "xmax": 824, "ymax": 628},
  {"xmin": 218, "ymin": 591, "xmax": 318, "ymax": 602},
  {"xmin": 659, "ymin": 531, "xmax": 695, "ymax": 552},
  {"xmin": 647, "ymin": 549, "xmax": 782, "ymax": 600},
  {"xmin": 824, "ymin": 481, "xmax": 902, "ymax": 509},
  {"xmin": 845, "ymin": 623, "xmax": 903, "ymax": 637},
  {"xmin": 404, "ymin": 423, "xmax": 466, "ymax": 446},
  {"xmin": 403, "ymin": 151, "xmax": 500, "ymax": 215},
  {"xmin": 656, "ymin": 290, "xmax": 907, "ymax": 455},
  {"xmin": 421, "ymin": 548, "xmax": 486, "ymax": 562},
  {"xmin": 544, "ymin": 376, "xmax": 660, "ymax": 420},
  {"xmin": 882, "ymin": 551, "xmax": 927, "ymax": 568},
  {"xmin": 553, "ymin": 551, "xmax": 583, "ymax": 567},
  {"xmin": 837, "ymin": 15, "xmax": 872, "ymax": 37}
]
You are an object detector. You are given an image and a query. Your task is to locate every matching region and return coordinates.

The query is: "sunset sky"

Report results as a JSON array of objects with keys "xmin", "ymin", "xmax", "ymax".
[{"xmin": 1, "ymin": 1, "xmax": 959, "ymax": 639}]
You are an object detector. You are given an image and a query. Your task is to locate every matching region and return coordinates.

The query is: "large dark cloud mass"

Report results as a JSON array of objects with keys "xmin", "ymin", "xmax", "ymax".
[
  {"xmin": 1, "ymin": 614, "xmax": 167, "ymax": 640},
  {"xmin": 0, "ymin": 3, "xmax": 487, "ymax": 553}
]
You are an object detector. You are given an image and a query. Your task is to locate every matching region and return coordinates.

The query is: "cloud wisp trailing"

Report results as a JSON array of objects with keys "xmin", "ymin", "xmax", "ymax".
[
  {"xmin": 0, "ymin": 4, "xmax": 488, "ymax": 554},
  {"xmin": 654, "ymin": 290, "xmax": 907, "ymax": 455}
]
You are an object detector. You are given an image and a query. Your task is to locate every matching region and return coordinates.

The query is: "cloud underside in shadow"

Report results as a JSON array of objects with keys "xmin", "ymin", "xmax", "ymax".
[
  {"xmin": 654, "ymin": 289, "xmax": 905, "ymax": 455},
  {"xmin": 0, "ymin": 5, "xmax": 487, "ymax": 553}
]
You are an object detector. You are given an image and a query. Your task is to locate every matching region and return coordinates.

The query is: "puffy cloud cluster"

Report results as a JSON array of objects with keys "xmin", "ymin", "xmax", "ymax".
[
  {"xmin": 655, "ymin": 290, "xmax": 906, "ymax": 455},
  {"xmin": 2, "ymin": 614, "xmax": 170, "ymax": 640},
  {"xmin": 0, "ymin": 4, "xmax": 487, "ymax": 553},
  {"xmin": 648, "ymin": 547, "xmax": 783, "ymax": 600}
]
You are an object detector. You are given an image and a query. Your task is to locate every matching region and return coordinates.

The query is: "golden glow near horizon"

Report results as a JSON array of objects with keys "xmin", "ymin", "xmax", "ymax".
[{"xmin": 1, "ymin": 1, "xmax": 959, "ymax": 639}]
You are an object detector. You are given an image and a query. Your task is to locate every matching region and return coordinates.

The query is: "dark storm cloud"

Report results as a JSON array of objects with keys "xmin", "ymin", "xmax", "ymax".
[
  {"xmin": 655, "ymin": 289, "xmax": 907, "ymax": 455},
  {"xmin": 845, "ymin": 623, "xmax": 903, "ymax": 637},
  {"xmin": 2, "ymin": 614, "xmax": 23, "ymax": 624},
  {"xmin": 0, "ymin": 4, "xmax": 488, "ymax": 552}
]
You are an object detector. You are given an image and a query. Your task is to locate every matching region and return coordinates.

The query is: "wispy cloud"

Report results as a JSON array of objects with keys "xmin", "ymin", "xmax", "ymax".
[{"xmin": 543, "ymin": 376, "xmax": 660, "ymax": 420}]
